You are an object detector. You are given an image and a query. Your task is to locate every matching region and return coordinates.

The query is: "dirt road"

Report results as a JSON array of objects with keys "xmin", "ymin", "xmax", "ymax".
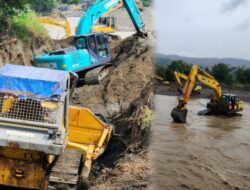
[{"xmin": 151, "ymin": 94, "xmax": 250, "ymax": 190}]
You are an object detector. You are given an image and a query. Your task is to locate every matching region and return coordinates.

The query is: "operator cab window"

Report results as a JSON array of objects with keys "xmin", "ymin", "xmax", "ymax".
[
  {"xmin": 98, "ymin": 17, "xmax": 107, "ymax": 25},
  {"xmin": 96, "ymin": 35, "xmax": 109, "ymax": 57},
  {"xmin": 75, "ymin": 37, "xmax": 87, "ymax": 49},
  {"xmin": 87, "ymin": 35, "xmax": 97, "ymax": 53},
  {"xmin": 106, "ymin": 18, "xmax": 111, "ymax": 27},
  {"xmin": 111, "ymin": 17, "xmax": 115, "ymax": 28}
]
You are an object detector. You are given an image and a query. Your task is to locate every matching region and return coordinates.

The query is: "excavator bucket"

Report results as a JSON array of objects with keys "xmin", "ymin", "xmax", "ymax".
[{"xmin": 171, "ymin": 107, "xmax": 188, "ymax": 123}]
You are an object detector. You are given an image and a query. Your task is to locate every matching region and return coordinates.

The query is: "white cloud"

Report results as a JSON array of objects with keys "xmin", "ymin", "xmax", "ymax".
[
  {"xmin": 221, "ymin": 0, "xmax": 247, "ymax": 13},
  {"xmin": 155, "ymin": 0, "xmax": 250, "ymax": 59},
  {"xmin": 235, "ymin": 17, "xmax": 250, "ymax": 31}
]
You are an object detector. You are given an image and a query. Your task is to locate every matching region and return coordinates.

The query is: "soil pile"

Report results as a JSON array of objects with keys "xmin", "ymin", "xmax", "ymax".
[
  {"xmin": 74, "ymin": 36, "xmax": 154, "ymax": 117},
  {"xmin": 90, "ymin": 151, "xmax": 149, "ymax": 190}
]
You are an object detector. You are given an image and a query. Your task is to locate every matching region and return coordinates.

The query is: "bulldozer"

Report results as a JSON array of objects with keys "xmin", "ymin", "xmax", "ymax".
[
  {"xmin": 171, "ymin": 65, "xmax": 244, "ymax": 123},
  {"xmin": 0, "ymin": 64, "xmax": 113, "ymax": 189}
]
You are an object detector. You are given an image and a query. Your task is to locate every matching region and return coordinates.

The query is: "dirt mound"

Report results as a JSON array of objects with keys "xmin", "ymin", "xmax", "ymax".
[
  {"xmin": 73, "ymin": 36, "xmax": 153, "ymax": 116},
  {"xmin": 90, "ymin": 151, "xmax": 149, "ymax": 190},
  {"xmin": 0, "ymin": 34, "xmax": 53, "ymax": 66}
]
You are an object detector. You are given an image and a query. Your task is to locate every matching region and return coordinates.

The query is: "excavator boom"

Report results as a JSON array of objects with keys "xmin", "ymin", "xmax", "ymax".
[
  {"xmin": 174, "ymin": 71, "xmax": 202, "ymax": 94},
  {"xmin": 76, "ymin": 0, "xmax": 146, "ymax": 36}
]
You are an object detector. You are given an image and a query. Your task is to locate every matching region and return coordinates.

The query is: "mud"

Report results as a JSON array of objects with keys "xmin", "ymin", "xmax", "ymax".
[
  {"xmin": 90, "ymin": 151, "xmax": 149, "ymax": 190},
  {"xmin": 151, "ymin": 94, "xmax": 250, "ymax": 190}
]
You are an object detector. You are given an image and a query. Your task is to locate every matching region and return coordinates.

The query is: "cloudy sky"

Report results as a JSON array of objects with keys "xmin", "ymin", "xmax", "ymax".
[{"xmin": 155, "ymin": 0, "xmax": 250, "ymax": 60}]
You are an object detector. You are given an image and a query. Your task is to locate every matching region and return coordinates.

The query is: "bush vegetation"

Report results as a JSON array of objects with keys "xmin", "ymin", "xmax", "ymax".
[
  {"xmin": 11, "ymin": 11, "xmax": 48, "ymax": 41},
  {"xmin": 141, "ymin": 0, "xmax": 152, "ymax": 7},
  {"xmin": 156, "ymin": 60, "xmax": 250, "ymax": 87}
]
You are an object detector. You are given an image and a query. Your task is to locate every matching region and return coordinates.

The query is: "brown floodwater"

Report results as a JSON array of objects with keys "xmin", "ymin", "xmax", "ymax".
[{"xmin": 151, "ymin": 94, "xmax": 250, "ymax": 190}]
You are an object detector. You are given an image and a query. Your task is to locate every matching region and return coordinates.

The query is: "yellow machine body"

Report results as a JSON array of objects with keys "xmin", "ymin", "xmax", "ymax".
[
  {"xmin": 92, "ymin": 16, "xmax": 116, "ymax": 33},
  {"xmin": 0, "ymin": 148, "xmax": 47, "ymax": 189},
  {"xmin": 0, "ymin": 99, "xmax": 112, "ymax": 189},
  {"xmin": 67, "ymin": 106, "xmax": 113, "ymax": 177},
  {"xmin": 174, "ymin": 71, "xmax": 202, "ymax": 94}
]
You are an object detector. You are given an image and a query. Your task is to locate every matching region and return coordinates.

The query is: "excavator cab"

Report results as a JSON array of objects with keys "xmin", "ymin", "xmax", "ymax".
[
  {"xmin": 75, "ymin": 33, "xmax": 110, "ymax": 58},
  {"xmin": 92, "ymin": 16, "xmax": 116, "ymax": 33},
  {"xmin": 209, "ymin": 94, "xmax": 244, "ymax": 114},
  {"xmin": 98, "ymin": 16, "xmax": 115, "ymax": 29}
]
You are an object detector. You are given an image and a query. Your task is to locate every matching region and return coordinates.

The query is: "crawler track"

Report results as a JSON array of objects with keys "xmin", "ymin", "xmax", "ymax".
[{"xmin": 49, "ymin": 149, "xmax": 83, "ymax": 190}]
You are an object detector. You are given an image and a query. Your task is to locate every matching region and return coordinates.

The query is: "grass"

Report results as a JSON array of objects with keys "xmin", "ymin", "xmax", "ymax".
[
  {"xmin": 140, "ymin": 106, "xmax": 153, "ymax": 129},
  {"xmin": 11, "ymin": 11, "xmax": 48, "ymax": 42}
]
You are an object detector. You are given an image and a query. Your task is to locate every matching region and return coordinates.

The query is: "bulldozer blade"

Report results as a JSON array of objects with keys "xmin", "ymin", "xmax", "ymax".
[{"xmin": 171, "ymin": 108, "xmax": 188, "ymax": 123}]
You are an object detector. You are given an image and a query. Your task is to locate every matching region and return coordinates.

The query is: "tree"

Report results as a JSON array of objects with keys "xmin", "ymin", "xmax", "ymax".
[
  {"xmin": 0, "ymin": 0, "xmax": 30, "ymax": 22},
  {"xmin": 33, "ymin": 0, "xmax": 57, "ymax": 13},
  {"xmin": 224, "ymin": 75, "xmax": 234, "ymax": 86},
  {"xmin": 211, "ymin": 63, "xmax": 230, "ymax": 82},
  {"xmin": 61, "ymin": 0, "xmax": 81, "ymax": 4},
  {"xmin": 244, "ymin": 69, "xmax": 250, "ymax": 84},
  {"xmin": 155, "ymin": 64, "xmax": 168, "ymax": 81},
  {"xmin": 235, "ymin": 67, "xmax": 247, "ymax": 84},
  {"xmin": 162, "ymin": 60, "xmax": 191, "ymax": 81},
  {"xmin": 141, "ymin": 0, "xmax": 152, "ymax": 7},
  {"xmin": 34, "ymin": 0, "xmax": 81, "ymax": 13}
]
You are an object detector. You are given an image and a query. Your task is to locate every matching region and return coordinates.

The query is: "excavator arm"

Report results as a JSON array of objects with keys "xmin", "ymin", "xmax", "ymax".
[
  {"xmin": 174, "ymin": 71, "xmax": 187, "ymax": 88},
  {"xmin": 76, "ymin": 0, "xmax": 146, "ymax": 36},
  {"xmin": 196, "ymin": 74, "xmax": 222, "ymax": 102},
  {"xmin": 174, "ymin": 71, "xmax": 202, "ymax": 94}
]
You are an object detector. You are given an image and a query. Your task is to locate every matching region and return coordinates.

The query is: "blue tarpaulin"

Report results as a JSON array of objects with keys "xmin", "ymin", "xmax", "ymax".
[{"xmin": 0, "ymin": 64, "xmax": 69, "ymax": 100}]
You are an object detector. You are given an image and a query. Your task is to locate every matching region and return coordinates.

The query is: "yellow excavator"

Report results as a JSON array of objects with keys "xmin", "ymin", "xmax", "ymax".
[
  {"xmin": 92, "ymin": 1, "xmax": 123, "ymax": 33},
  {"xmin": 92, "ymin": 0, "xmax": 143, "ymax": 34},
  {"xmin": 93, "ymin": 16, "xmax": 116, "ymax": 33},
  {"xmin": 171, "ymin": 65, "xmax": 244, "ymax": 123},
  {"xmin": 38, "ymin": 17, "xmax": 71, "ymax": 38},
  {"xmin": 174, "ymin": 71, "xmax": 202, "ymax": 94}
]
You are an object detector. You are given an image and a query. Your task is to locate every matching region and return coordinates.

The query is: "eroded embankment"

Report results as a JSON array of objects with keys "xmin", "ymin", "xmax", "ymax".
[
  {"xmin": 72, "ymin": 36, "xmax": 154, "ymax": 189},
  {"xmin": 0, "ymin": 34, "xmax": 53, "ymax": 66}
]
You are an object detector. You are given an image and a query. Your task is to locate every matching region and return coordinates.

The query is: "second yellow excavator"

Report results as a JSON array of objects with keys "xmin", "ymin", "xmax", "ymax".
[
  {"xmin": 171, "ymin": 65, "xmax": 244, "ymax": 123},
  {"xmin": 174, "ymin": 71, "xmax": 202, "ymax": 94},
  {"xmin": 38, "ymin": 16, "xmax": 71, "ymax": 38}
]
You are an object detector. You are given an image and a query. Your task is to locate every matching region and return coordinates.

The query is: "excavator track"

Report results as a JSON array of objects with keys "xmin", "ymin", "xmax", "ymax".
[{"xmin": 49, "ymin": 149, "xmax": 83, "ymax": 190}]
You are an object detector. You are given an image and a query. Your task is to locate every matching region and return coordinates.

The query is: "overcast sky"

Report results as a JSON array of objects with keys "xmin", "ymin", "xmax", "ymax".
[{"xmin": 155, "ymin": 0, "xmax": 250, "ymax": 60}]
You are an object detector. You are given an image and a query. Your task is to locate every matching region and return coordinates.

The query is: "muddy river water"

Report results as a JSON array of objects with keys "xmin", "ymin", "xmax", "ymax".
[{"xmin": 151, "ymin": 94, "xmax": 250, "ymax": 190}]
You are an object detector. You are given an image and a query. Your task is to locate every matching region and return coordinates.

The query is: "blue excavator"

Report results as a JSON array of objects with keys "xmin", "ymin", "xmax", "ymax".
[{"xmin": 34, "ymin": 0, "xmax": 146, "ymax": 84}]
